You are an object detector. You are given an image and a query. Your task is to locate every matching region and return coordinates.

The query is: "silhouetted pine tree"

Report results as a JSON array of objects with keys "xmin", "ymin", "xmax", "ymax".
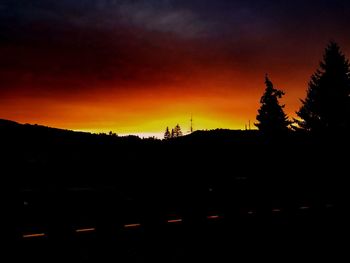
[
  {"xmin": 173, "ymin": 124, "xmax": 183, "ymax": 137},
  {"xmin": 171, "ymin": 128, "xmax": 175, "ymax": 138},
  {"xmin": 296, "ymin": 42, "xmax": 350, "ymax": 133},
  {"xmin": 255, "ymin": 75, "xmax": 290, "ymax": 134},
  {"xmin": 164, "ymin": 127, "xmax": 171, "ymax": 140}
]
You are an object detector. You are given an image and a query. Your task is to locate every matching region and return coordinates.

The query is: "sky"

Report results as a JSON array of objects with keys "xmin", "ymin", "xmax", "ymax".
[{"xmin": 1, "ymin": 0, "xmax": 350, "ymax": 136}]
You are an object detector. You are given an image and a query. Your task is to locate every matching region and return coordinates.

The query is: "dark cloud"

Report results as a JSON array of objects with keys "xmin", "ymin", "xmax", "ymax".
[
  {"xmin": 3, "ymin": 0, "xmax": 350, "ymax": 41},
  {"xmin": 2, "ymin": 0, "xmax": 350, "ymax": 98}
]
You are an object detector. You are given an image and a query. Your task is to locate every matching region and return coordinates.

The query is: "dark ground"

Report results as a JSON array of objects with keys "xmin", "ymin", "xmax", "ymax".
[{"xmin": 2, "ymin": 120, "xmax": 348, "ymax": 262}]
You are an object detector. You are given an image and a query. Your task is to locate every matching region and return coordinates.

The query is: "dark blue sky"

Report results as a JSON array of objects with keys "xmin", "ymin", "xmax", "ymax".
[{"xmin": 2, "ymin": 0, "xmax": 350, "ymax": 38}]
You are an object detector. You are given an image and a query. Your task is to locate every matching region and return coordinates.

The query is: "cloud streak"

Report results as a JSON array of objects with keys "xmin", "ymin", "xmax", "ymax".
[{"xmin": 116, "ymin": 0, "xmax": 211, "ymax": 38}]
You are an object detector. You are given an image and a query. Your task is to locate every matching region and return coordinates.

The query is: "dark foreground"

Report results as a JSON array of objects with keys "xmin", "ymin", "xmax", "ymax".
[
  {"xmin": 2, "ymin": 120, "xmax": 348, "ymax": 262},
  {"xmin": 16, "ymin": 186, "xmax": 345, "ymax": 263}
]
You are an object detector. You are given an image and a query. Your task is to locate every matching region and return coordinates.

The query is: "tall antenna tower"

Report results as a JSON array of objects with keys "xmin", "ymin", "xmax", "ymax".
[{"xmin": 190, "ymin": 115, "xmax": 193, "ymax": 133}]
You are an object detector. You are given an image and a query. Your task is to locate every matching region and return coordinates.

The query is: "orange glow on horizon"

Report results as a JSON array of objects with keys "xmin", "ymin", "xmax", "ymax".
[
  {"xmin": 0, "ymin": 69, "xmax": 307, "ymax": 136},
  {"xmin": 3, "ymin": 2, "xmax": 350, "ymax": 137}
]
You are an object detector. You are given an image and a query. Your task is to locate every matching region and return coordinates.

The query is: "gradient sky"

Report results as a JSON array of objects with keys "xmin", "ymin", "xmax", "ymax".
[{"xmin": 2, "ymin": 0, "xmax": 350, "ymax": 136}]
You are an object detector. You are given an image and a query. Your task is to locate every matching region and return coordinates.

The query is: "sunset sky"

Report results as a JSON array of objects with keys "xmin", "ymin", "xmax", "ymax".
[{"xmin": 1, "ymin": 0, "xmax": 350, "ymax": 136}]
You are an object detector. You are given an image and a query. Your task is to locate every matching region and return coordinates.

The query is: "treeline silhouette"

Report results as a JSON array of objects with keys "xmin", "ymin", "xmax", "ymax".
[
  {"xmin": 161, "ymin": 42, "xmax": 350, "ymax": 139},
  {"xmin": 256, "ymin": 42, "xmax": 350, "ymax": 136},
  {"xmin": 164, "ymin": 124, "xmax": 183, "ymax": 139}
]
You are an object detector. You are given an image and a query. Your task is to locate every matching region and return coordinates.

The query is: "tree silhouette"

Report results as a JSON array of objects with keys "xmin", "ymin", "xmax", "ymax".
[
  {"xmin": 296, "ymin": 42, "xmax": 350, "ymax": 133},
  {"xmin": 255, "ymin": 75, "xmax": 290, "ymax": 134},
  {"xmin": 171, "ymin": 128, "xmax": 175, "ymax": 138},
  {"xmin": 164, "ymin": 127, "xmax": 171, "ymax": 140},
  {"xmin": 173, "ymin": 124, "xmax": 183, "ymax": 138}
]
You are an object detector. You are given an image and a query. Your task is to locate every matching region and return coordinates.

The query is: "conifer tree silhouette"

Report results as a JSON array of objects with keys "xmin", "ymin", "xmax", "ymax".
[
  {"xmin": 296, "ymin": 42, "xmax": 350, "ymax": 133},
  {"xmin": 255, "ymin": 75, "xmax": 290, "ymax": 134},
  {"xmin": 173, "ymin": 124, "xmax": 183, "ymax": 137},
  {"xmin": 164, "ymin": 127, "xmax": 171, "ymax": 140}
]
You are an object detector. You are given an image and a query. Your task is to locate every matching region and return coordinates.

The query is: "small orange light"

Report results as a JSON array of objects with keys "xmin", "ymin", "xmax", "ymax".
[
  {"xmin": 167, "ymin": 219, "xmax": 183, "ymax": 223},
  {"xmin": 23, "ymin": 233, "xmax": 46, "ymax": 238},
  {"xmin": 75, "ymin": 228, "xmax": 95, "ymax": 233},
  {"xmin": 124, "ymin": 223, "xmax": 141, "ymax": 228}
]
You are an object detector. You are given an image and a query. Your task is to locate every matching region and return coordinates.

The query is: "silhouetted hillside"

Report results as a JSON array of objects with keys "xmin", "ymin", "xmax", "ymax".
[
  {"xmin": 1, "ymin": 118, "xmax": 347, "ymax": 195},
  {"xmin": 5, "ymin": 119, "xmax": 347, "ymax": 262},
  {"xmin": 0, "ymin": 118, "xmax": 141, "ymax": 144}
]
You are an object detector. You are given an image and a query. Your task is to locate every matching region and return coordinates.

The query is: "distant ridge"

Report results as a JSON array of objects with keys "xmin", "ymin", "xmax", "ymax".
[
  {"xmin": 0, "ymin": 119, "xmax": 81, "ymax": 133},
  {"xmin": 0, "ymin": 119, "xmax": 21, "ymax": 127},
  {"xmin": 0, "ymin": 119, "xmax": 258, "ymax": 141},
  {"xmin": 0, "ymin": 118, "xmax": 105, "ymax": 147}
]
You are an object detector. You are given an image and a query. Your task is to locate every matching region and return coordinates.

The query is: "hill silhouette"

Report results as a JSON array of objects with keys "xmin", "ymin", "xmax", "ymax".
[
  {"xmin": 0, "ymin": 119, "xmax": 293, "ymax": 179},
  {"xmin": 4, "ymin": 119, "xmax": 346, "ymax": 262},
  {"xmin": 1, "ymin": 118, "xmax": 346, "ymax": 198}
]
